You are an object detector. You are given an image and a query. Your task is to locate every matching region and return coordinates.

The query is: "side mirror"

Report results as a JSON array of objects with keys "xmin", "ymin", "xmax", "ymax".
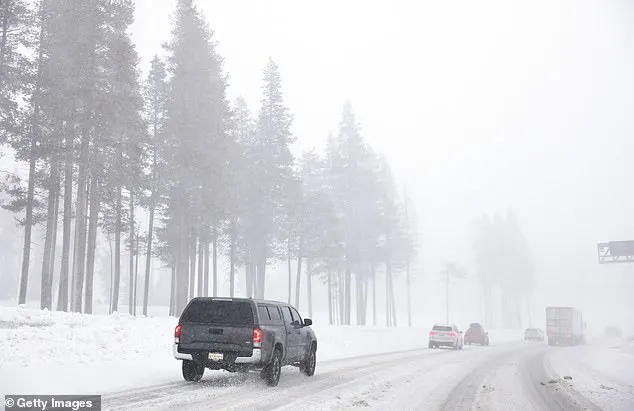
[{"xmin": 304, "ymin": 318, "xmax": 313, "ymax": 327}]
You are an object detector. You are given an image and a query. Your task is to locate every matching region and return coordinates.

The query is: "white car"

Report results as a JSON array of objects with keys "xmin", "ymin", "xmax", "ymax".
[
  {"xmin": 524, "ymin": 328, "xmax": 545, "ymax": 342},
  {"xmin": 429, "ymin": 324, "xmax": 464, "ymax": 350}
]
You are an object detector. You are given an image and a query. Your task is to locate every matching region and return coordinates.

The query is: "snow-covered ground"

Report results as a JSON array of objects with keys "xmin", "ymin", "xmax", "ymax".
[
  {"xmin": 0, "ymin": 305, "xmax": 522, "ymax": 400},
  {"xmin": 548, "ymin": 338, "xmax": 634, "ymax": 410}
]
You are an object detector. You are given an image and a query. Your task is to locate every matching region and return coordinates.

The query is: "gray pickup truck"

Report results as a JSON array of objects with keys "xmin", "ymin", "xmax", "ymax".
[{"xmin": 173, "ymin": 297, "xmax": 317, "ymax": 386}]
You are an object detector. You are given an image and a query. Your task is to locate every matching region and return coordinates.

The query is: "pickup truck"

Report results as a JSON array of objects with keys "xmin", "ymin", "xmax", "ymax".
[
  {"xmin": 173, "ymin": 297, "xmax": 317, "ymax": 386},
  {"xmin": 545, "ymin": 306, "xmax": 585, "ymax": 346}
]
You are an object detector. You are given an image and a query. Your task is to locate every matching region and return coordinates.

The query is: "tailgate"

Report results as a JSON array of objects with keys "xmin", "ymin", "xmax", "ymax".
[
  {"xmin": 177, "ymin": 299, "xmax": 255, "ymax": 355},
  {"xmin": 179, "ymin": 323, "xmax": 253, "ymax": 353}
]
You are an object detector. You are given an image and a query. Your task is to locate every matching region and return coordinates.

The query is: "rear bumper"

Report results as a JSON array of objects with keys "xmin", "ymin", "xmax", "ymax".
[
  {"xmin": 429, "ymin": 339, "xmax": 457, "ymax": 346},
  {"xmin": 465, "ymin": 336, "xmax": 487, "ymax": 343},
  {"xmin": 173, "ymin": 344, "xmax": 262, "ymax": 364}
]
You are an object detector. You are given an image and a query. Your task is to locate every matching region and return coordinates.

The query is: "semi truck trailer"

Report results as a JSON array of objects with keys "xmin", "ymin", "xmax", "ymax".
[{"xmin": 545, "ymin": 306, "xmax": 585, "ymax": 346}]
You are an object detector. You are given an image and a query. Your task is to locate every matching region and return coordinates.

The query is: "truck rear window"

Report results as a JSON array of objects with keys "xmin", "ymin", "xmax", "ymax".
[
  {"xmin": 180, "ymin": 300, "xmax": 254, "ymax": 325},
  {"xmin": 433, "ymin": 325, "xmax": 453, "ymax": 332}
]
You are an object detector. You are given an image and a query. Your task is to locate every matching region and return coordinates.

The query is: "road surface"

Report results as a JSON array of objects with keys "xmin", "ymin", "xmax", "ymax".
[{"xmin": 101, "ymin": 341, "xmax": 633, "ymax": 410}]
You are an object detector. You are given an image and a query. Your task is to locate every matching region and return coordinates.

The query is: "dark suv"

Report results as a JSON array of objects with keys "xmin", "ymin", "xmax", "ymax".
[
  {"xmin": 173, "ymin": 297, "xmax": 317, "ymax": 386},
  {"xmin": 464, "ymin": 322, "xmax": 489, "ymax": 346}
]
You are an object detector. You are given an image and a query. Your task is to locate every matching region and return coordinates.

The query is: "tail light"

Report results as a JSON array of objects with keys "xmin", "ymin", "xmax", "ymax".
[
  {"xmin": 174, "ymin": 324, "xmax": 182, "ymax": 344},
  {"xmin": 253, "ymin": 327, "xmax": 263, "ymax": 347},
  {"xmin": 429, "ymin": 331, "xmax": 438, "ymax": 337},
  {"xmin": 448, "ymin": 331, "xmax": 457, "ymax": 338}
]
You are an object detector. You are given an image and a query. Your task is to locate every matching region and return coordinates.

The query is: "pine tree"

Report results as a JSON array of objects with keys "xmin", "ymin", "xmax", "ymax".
[
  {"xmin": 141, "ymin": 55, "xmax": 167, "ymax": 316},
  {"xmin": 163, "ymin": 0, "xmax": 230, "ymax": 314},
  {"xmin": 243, "ymin": 58, "xmax": 295, "ymax": 299}
]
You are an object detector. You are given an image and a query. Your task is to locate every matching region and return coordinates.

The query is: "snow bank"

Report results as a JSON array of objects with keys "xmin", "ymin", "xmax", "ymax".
[{"xmin": 0, "ymin": 306, "xmax": 523, "ymax": 397}]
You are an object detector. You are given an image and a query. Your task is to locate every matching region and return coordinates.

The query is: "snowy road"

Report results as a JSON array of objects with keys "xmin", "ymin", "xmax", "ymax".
[{"xmin": 98, "ymin": 341, "xmax": 632, "ymax": 411}]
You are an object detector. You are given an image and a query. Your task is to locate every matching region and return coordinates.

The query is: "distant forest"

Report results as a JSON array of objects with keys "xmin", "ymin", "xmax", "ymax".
[{"xmin": 0, "ymin": 0, "xmax": 419, "ymax": 326}]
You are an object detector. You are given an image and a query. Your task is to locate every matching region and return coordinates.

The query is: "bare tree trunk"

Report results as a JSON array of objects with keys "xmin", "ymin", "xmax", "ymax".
[
  {"xmin": 49, "ymin": 186, "xmax": 59, "ymax": 285},
  {"xmin": 197, "ymin": 234, "xmax": 204, "ymax": 297},
  {"xmin": 0, "ymin": 0, "xmax": 11, "ymax": 76},
  {"xmin": 108, "ymin": 234, "xmax": 113, "ymax": 313},
  {"xmin": 18, "ymin": 129, "xmax": 37, "ymax": 306},
  {"xmin": 169, "ymin": 261, "xmax": 175, "ymax": 316},
  {"xmin": 254, "ymin": 242, "xmax": 266, "ymax": 299},
  {"xmin": 245, "ymin": 262, "xmax": 253, "ymax": 298},
  {"xmin": 41, "ymin": 155, "xmax": 60, "ymax": 310},
  {"xmin": 327, "ymin": 268, "xmax": 333, "ymax": 325},
  {"xmin": 294, "ymin": 241, "xmax": 302, "ymax": 309},
  {"xmin": 111, "ymin": 186, "xmax": 122, "ymax": 313},
  {"xmin": 212, "ymin": 227, "xmax": 217, "ymax": 297},
  {"xmin": 56, "ymin": 139, "xmax": 73, "ymax": 312},
  {"xmin": 84, "ymin": 177, "xmax": 99, "ymax": 314},
  {"xmin": 15, "ymin": 0, "xmax": 48, "ymax": 307},
  {"xmin": 229, "ymin": 218, "xmax": 236, "ymax": 297},
  {"xmin": 71, "ymin": 159, "xmax": 88, "ymax": 313},
  {"xmin": 143, "ymin": 201, "xmax": 155, "ymax": 316},
  {"xmin": 389, "ymin": 265, "xmax": 397, "ymax": 327},
  {"xmin": 256, "ymin": 257, "xmax": 266, "ymax": 299},
  {"xmin": 386, "ymin": 261, "xmax": 391, "ymax": 327},
  {"xmin": 133, "ymin": 225, "xmax": 140, "ymax": 315},
  {"xmin": 372, "ymin": 263, "xmax": 376, "ymax": 326},
  {"xmin": 203, "ymin": 236, "xmax": 209, "ymax": 297},
  {"xmin": 307, "ymin": 259, "xmax": 312, "ymax": 319},
  {"xmin": 128, "ymin": 190, "xmax": 135, "ymax": 314},
  {"xmin": 356, "ymin": 274, "xmax": 362, "ymax": 325},
  {"xmin": 177, "ymin": 213, "xmax": 189, "ymax": 313},
  {"xmin": 406, "ymin": 258, "xmax": 411, "ymax": 327},
  {"xmin": 189, "ymin": 232, "xmax": 196, "ymax": 299},
  {"xmin": 338, "ymin": 270, "xmax": 345, "ymax": 325},
  {"xmin": 345, "ymin": 264, "xmax": 351, "ymax": 325},
  {"xmin": 287, "ymin": 237, "xmax": 292, "ymax": 304}
]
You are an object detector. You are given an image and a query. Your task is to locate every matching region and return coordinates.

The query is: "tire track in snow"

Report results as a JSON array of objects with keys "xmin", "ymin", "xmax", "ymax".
[
  {"xmin": 523, "ymin": 348, "xmax": 601, "ymax": 411},
  {"xmin": 439, "ymin": 343, "xmax": 532, "ymax": 411},
  {"xmin": 101, "ymin": 348, "xmax": 449, "ymax": 410}
]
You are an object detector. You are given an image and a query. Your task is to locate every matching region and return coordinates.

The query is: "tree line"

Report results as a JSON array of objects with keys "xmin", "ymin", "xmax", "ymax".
[
  {"xmin": 472, "ymin": 211, "xmax": 535, "ymax": 329},
  {"xmin": 0, "ymin": 0, "xmax": 417, "ymax": 326}
]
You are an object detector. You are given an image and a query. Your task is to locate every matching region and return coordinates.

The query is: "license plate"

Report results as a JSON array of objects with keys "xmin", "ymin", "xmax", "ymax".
[
  {"xmin": 438, "ymin": 333, "xmax": 446, "ymax": 337},
  {"xmin": 208, "ymin": 352, "xmax": 223, "ymax": 361}
]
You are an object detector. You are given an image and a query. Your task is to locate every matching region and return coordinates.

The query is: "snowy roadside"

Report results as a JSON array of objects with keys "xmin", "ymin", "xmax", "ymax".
[
  {"xmin": 0, "ymin": 305, "xmax": 522, "ymax": 398},
  {"xmin": 547, "ymin": 341, "xmax": 634, "ymax": 410}
]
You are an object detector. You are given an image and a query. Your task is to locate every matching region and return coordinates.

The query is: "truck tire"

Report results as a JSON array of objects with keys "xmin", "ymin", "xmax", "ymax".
[
  {"xmin": 300, "ymin": 345, "xmax": 317, "ymax": 376},
  {"xmin": 182, "ymin": 360, "xmax": 204, "ymax": 382},
  {"xmin": 262, "ymin": 348, "xmax": 282, "ymax": 387}
]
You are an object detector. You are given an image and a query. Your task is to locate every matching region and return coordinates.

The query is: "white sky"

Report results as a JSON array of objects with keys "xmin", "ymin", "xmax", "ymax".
[{"xmin": 127, "ymin": 0, "xmax": 634, "ymax": 327}]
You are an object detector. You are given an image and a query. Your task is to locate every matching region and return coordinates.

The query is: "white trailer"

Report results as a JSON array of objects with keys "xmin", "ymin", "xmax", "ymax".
[{"xmin": 545, "ymin": 306, "xmax": 585, "ymax": 346}]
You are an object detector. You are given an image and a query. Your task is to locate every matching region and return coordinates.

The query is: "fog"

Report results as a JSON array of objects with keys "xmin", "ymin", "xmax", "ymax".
[
  {"xmin": 1, "ymin": 0, "xmax": 633, "ymax": 335},
  {"xmin": 130, "ymin": 0, "xmax": 634, "ymax": 331}
]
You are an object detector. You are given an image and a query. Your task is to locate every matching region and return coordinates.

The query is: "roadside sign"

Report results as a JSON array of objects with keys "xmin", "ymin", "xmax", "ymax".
[{"xmin": 597, "ymin": 241, "xmax": 634, "ymax": 264}]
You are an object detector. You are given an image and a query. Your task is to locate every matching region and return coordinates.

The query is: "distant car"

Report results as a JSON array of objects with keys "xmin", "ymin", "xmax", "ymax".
[
  {"xmin": 173, "ymin": 297, "xmax": 317, "ymax": 387},
  {"xmin": 524, "ymin": 328, "xmax": 545, "ymax": 342},
  {"xmin": 605, "ymin": 326, "xmax": 623, "ymax": 339},
  {"xmin": 429, "ymin": 324, "xmax": 464, "ymax": 350},
  {"xmin": 464, "ymin": 323, "xmax": 489, "ymax": 346}
]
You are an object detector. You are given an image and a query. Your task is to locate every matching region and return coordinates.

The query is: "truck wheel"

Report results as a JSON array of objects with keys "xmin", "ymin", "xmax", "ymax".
[
  {"xmin": 182, "ymin": 360, "xmax": 204, "ymax": 382},
  {"xmin": 300, "ymin": 345, "xmax": 317, "ymax": 376},
  {"xmin": 262, "ymin": 349, "xmax": 282, "ymax": 387}
]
